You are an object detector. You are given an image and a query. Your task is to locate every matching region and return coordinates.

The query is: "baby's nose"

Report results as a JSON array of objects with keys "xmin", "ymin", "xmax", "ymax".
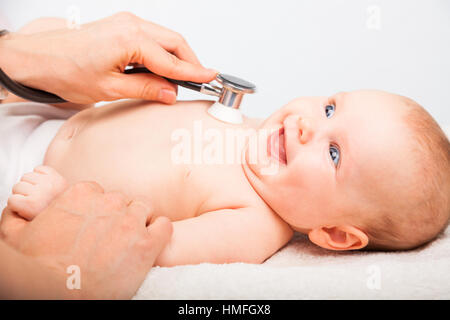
[
  {"xmin": 299, "ymin": 117, "xmax": 316, "ymax": 144},
  {"xmin": 284, "ymin": 114, "xmax": 314, "ymax": 144}
]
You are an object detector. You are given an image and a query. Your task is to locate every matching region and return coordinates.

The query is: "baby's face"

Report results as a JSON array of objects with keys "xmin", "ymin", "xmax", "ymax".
[{"xmin": 243, "ymin": 90, "xmax": 414, "ymax": 233}]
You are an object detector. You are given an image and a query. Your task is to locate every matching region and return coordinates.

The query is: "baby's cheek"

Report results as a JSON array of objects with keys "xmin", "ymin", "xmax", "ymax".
[
  {"xmin": 291, "ymin": 160, "xmax": 333, "ymax": 201},
  {"xmin": 292, "ymin": 155, "xmax": 326, "ymax": 184}
]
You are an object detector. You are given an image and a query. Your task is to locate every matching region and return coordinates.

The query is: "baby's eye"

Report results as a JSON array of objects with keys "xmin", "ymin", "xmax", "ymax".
[
  {"xmin": 329, "ymin": 145, "xmax": 340, "ymax": 167},
  {"xmin": 325, "ymin": 104, "xmax": 335, "ymax": 118}
]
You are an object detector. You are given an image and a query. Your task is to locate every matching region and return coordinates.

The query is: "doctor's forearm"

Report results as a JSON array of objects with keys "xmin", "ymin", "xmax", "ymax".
[
  {"xmin": 0, "ymin": 33, "xmax": 27, "ymax": 83},
  {"xmin": 0, "ymin": 36, "xmax": 51, "ymax": 105},
  {"xmin": 0, "ymin": 23, "xmax": 94, "ymax": 109}
]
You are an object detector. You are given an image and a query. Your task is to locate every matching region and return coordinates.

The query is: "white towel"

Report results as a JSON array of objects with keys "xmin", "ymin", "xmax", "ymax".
[
  {"xmin": 0, "ymin": 102, "xmax": 75, "ymax": 213},
  {"xmin": 135, "ymin": 227, "xmax": 450, "ymax": 299}
]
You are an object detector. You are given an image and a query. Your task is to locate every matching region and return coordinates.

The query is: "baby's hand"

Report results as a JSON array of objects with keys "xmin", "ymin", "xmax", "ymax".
[{"xmin": 8, "ymin": 166, "xmax": 67, "ymax": 220}]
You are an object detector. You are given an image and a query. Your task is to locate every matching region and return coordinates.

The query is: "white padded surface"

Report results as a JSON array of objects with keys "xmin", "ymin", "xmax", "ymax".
[{"xmin": 135, "ymin": 228, "xmax": 450, "ymax": 299}]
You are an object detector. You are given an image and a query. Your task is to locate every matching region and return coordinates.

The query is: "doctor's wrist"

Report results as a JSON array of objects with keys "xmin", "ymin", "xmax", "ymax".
[
  {"xmin": 0, "ymin": 31, "xmax": 14, "ymax": 102},
  {"xmin": 0, "ymin": 32, "xmax": 25, "ymax": 82},
  {"xmin": 0, "ymin": 29, "xmax": 10, "ymax": 41}
]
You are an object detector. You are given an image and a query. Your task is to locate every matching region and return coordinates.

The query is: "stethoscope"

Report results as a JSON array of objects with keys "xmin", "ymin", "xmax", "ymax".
[
  {"xmin": 0, "ymin": 59, "xmax": 256, "ymax": 124},
  {"xmin": 124, "ymin": 67, "xmax": 256, "ymax": 124}
]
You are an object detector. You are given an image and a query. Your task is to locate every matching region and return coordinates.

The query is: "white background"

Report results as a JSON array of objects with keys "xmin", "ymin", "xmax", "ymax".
[{"xmin": 0, "ymin": 0, "xmax": 449, "ymax": 127}]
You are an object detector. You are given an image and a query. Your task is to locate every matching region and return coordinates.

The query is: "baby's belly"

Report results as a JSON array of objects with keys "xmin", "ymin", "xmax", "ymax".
[
  {"xmin": 44, "ymin": 101, "xmax": 203, "ymax": 220},
  {"xmin": 44, "ymin": 100, "xmax": 262, "ymax": 221}
]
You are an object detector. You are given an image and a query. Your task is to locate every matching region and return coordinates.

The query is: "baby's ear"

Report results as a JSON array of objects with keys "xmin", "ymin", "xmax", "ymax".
[{"xmin": 308, "ymin": 225, "xmax": 369, "ymax": 251}]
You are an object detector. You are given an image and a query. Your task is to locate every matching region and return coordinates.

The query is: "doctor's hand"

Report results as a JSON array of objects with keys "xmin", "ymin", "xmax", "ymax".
[
  {"xmin": 0, "ymin": 12, "xmax": 217, "ymax": 105},
  {"xmin": 0, "ymin": 181, "xmax": 172, "ymax": 299}
]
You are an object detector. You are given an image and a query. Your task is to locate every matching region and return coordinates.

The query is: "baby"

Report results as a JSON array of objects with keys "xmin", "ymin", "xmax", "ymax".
[{"xmin": 4, "ymin": 89, "xmax": 450, "ymax": 267}]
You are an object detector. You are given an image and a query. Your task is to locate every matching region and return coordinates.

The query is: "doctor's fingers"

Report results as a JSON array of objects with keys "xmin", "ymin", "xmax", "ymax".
[
  {"xmin": 111, "ymin": 12, "xmax": 202, "ymax": 67},
  {"xmin": 51, "ymin": 181, "xmax": 105, "ymax": 215},
  {"xmin": 125, "ymin": 198, "xmax": 173, "ymax": 247},
  {"xmin": 108, "ymin": 72, "xmax": 178, "ymax": 104},
  {"xmin": 135, "ymin": 16, "xmax": 203, "ymax": 67},
  {"xmin": 0, "ymin": 207, "xmax": 27, "ymax": 244},
  {"xmin": 125, "ymin": 198, "xmax": 156, "ymax": 227},
  {"xmin": 133, "ymin": 37, "xmax": 217, "ymax": 83},
  {"xmin": 141, "ymin": 216, "xmax": 173, "ymax": 263},
  {"xmin": 106, "ymin": 12, "xmax": 216, "ymax": 82}
]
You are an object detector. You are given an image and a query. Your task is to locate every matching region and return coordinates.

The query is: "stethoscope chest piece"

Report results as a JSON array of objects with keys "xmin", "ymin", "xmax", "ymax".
[
  {"xmin": 215, "ymin": 74, "xmax": 256, "ymax": 109},
  {"xmin": 205, "ymin": 73, "xmax": 256, "ymax": 124}
]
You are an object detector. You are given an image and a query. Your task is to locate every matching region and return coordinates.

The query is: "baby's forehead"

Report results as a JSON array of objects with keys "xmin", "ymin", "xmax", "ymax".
[
  {"xmin": 335, "ymin": 91, "xmax": 410, "ymax": 139},
  {"xmin": 334, "ymin": 90, "xmax": 406, "ymax": 114},
  {"xmin": 345, "ymin": 93, "xmax": 409, "ymax": 145},
  {"xmin": 336, "ymin": 91, "xmax": 414, "ymax": 184}
]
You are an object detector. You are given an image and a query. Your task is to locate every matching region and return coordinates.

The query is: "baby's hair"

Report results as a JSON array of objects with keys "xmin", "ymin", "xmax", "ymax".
[{"xmin": 364, "ymin": 97, "xmax": 450, "ymax": 250}]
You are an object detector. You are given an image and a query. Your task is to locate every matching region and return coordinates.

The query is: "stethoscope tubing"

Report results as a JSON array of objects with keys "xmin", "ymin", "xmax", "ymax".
[
  {"xmin": 123, "ymin": 67, "xmax": 203, "ymax": 92},
  {"xmin": 0, "ymin": 66, "xmax": 205, "ymax": 104},
  {"xmin": 0, "ymin": 67, "xmax": 66, "ymax": 103}
]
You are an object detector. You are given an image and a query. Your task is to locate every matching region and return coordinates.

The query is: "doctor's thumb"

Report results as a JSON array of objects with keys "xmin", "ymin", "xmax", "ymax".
[
  {"xmin": 111, "ymin": 72, "xmax": 178, "ymax": 104},
  {"xmin": 143, "ymin": 217, "xmax": 173, "ymax": 263}
]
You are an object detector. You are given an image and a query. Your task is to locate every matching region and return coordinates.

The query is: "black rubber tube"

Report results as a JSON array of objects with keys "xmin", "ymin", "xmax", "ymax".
[
  {"xmin": 124, "ymin": 67, "xmax": 203, "ymax": 92},
  {"xmin": 0, "ymin": 68, "xmax": 67, "ymax": 103},
  {"xmin": 0, "ymin": 28, "xmax": 66, "ymax": 103},
  {"xmin": 0, "ymin": 66, "xmax": 203, "ymax": 104}
]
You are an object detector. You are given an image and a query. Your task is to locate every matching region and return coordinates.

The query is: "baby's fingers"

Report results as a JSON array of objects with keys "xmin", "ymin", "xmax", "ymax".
[
  {"xmin": 20, "ymin": 172, "xmax": 40, "ymax": 185},
  {"xmin": 142, "ymin": 216, "xmax": 173, "ymax": 262},
  {"xmin": 7, "ymin": 194, "xmax": 38, "ymax": 221},
  {"xmin": 34, "ymin": 165, "xmax": 57, "ymax": 175},
  {"xmin": 12, "ymin": 181, "xmax": 34, "ymax": 196},
  {"xmin": 20, "ymin": 166, "xmax": 60, "ymax": 185}
]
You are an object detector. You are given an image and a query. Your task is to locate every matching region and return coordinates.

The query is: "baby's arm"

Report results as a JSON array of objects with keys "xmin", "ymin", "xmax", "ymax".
[{"xmin": 154, "ymin": 207, "xmax": 294, "ymax": 267}]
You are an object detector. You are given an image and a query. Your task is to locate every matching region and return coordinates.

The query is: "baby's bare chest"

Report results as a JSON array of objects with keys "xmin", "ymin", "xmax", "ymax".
[{"xmin": 44, "ymin": 100, "xmax": 263, "ymax": 221}]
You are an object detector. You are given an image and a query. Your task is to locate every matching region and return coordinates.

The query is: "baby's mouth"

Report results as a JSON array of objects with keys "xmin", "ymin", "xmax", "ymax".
[{"xmin": 267, "ymin": 127, "xmax": 287, "ymax": 165}]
